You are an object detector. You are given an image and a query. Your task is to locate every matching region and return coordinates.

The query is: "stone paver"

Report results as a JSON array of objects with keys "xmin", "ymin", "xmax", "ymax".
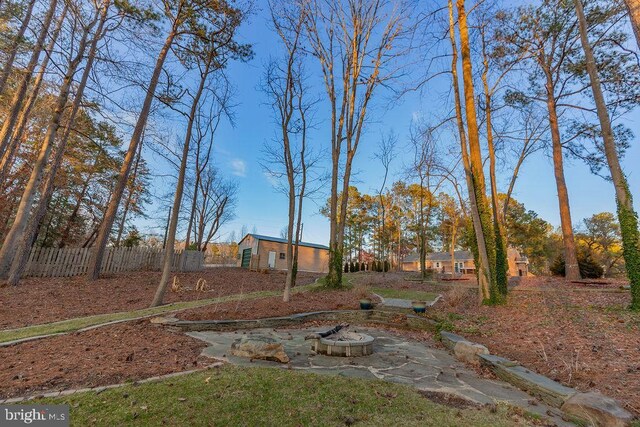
[
  {"xmin": 374, "ymin": 293, "xmax": 442, "ymax": 309},
  {"xmin": 188, "ymin": 327, "xmax": 573, "ymax": 426}
]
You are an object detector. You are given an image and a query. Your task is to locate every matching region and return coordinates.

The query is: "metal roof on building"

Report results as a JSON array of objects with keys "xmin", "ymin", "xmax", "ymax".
[{"xmin": 239, "ymin": 234, "xmax": 330, "ymax": 251}]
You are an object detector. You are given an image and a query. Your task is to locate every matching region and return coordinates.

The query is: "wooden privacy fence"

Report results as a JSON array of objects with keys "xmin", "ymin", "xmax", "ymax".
[{"xmin": 24, "ymin": 247, "xmax": 204, "ymax": 278}]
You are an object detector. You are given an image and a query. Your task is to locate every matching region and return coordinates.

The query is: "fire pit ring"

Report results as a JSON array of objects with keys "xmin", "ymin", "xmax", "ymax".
[{"xmin": 306, "ymin": 324, "xmax": 374, "ymax": 357}]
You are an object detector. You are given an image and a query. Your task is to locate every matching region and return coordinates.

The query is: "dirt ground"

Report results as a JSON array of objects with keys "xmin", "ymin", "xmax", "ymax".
[
  {"xmin": 429, "ymin": 276, "xmax": 640, "ymax": 416},
  {"xmin": 0, "ymin": 320, "xmax": 208, "ymax": 399},
  {"xmin": 0, "ymin": 268, "xmax": 321, "ymax": 329}
]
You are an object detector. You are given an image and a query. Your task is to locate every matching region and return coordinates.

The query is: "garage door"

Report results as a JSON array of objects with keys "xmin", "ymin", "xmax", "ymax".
[{"xmin": 241, "ymin": 248, "xmax": 251, "ymax": 268}]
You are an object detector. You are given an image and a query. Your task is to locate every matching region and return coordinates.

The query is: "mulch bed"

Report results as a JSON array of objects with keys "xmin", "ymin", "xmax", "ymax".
[
  {"xmin": 0, "ymin": 287, "xmax": 363, "ymax": 400},
  {"xmin": 0, "ymin": 268, "xmax": 321, "ymax": 329},
  {"xmin": 0, "ymin": 320, "xmax": 208, "ymax": 400},
  {"xmin": 430, "ymin": 277, "xmax": 640, "ymax": 416},
  {"xmin": 178, "ymin": 288, "xmax": 361, "ymax": 321}
]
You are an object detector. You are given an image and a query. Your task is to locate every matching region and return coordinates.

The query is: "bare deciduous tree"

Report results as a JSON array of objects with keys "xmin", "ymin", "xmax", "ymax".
[
  {"xmin": 262, "ymin": 0, "xmax": 318, "ymax": 301},
  {"xmin": 151, "ymin": 1, "xmax": 251, "ymax": 306},
  {"xmin": 305, "ymin": 0, "xmax": 412, "ymax": 288}
]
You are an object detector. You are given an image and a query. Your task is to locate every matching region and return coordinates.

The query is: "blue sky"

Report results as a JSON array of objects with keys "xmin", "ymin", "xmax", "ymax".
[{"xmin": 136, "ymin": 3, "xmax": 640, "ymax": 247}]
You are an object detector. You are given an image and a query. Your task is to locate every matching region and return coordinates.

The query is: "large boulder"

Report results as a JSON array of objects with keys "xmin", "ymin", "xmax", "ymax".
[
  {"xmin": 230, "ymin": 335, "xmax": 290, "ymax": 363},
  {"xmin": 561, "ymin": 391, "xmax": 634, "ymax": 427},
  {"xmin": 453, "ymin": 340, "xmax": 489, "ymax": 365}
]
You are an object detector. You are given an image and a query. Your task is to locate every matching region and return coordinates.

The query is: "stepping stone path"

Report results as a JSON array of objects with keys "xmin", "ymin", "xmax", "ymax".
[{"xmin": 188, "ymin": 327, "xmax": 573, "ymax": 426}]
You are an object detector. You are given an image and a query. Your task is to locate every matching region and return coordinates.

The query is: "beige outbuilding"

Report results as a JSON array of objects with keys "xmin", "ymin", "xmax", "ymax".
[{"xmin": 237, "ymin": 234, "xmax": 329, "ymax": 273}]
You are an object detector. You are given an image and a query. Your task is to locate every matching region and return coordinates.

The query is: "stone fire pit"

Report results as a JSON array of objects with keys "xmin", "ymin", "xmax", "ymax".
[{"xmin": 306, "ymin": 324, "xmax": 374, "ymax": 357}]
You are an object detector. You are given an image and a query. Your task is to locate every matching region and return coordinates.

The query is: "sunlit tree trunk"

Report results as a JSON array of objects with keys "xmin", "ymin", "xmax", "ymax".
[
  {"xmin": 0, "ymin": 4, "xmax": 97, "ymax": 279},
  {"xmin": 86, "ymin": 24, "xmax": 178, "ymax": 281},
  {"xmin": 574, "ymin": 0, "xmax": 640, "ymax": 308},
  {"xmin": 481, "ymin": 31, "xmax": 508, "ymax": 296},
  {"xmin": 0, "ymin": 0, "xmax": 58, "ymax": 161},
  {"xmin": 624, "ymin": 0, "xmax": 640, "ymax": 48},
  {"xmin": 542, "ymin": 67, "xmax": 580, "ymax": 281},
  {"xmin": 456, "ymin": 0, "xmax": 500, "ymax": 303},
  {"xmin": 5, "ymin": 1, "xmax": 109, "ymax": 285},
  {"xmin": 0, "ymin": 2, "xmax": 68, "ymax": 182},
  {"xmin": 0, "ymin": 0, "xmax": 36, "ymax": 95}
]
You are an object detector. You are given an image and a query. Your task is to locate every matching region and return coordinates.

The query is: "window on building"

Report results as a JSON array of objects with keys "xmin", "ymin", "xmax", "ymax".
[{"xmin": 279, "ymin": 253, "xmax": 285, "ymax": 260}]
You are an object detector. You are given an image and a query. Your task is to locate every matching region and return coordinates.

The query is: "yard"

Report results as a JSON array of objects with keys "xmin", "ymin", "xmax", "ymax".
[
  {"xmin": 0, "ymin": 269, "xmax": 364, "ymax": 400},
  {"xmin": 1, "ymin": 267, "xmax": 638, "ymax": 425}
]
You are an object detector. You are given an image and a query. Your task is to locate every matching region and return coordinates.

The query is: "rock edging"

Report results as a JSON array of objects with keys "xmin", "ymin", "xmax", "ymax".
[
  {"xmin": 164, "ymin": 309, "xmax": 437, "ymax": 333},
  {"xmin": 440, "ymin": 331, "xmax": 634, "ymax": 427}
]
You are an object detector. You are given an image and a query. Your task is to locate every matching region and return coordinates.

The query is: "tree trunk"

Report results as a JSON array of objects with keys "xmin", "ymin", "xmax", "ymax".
[
  {"xmin": 292, "ymin": 87, "xmax": 308, "ymax": 288},
  {"xmin": 115, "ymin": 139, "xmax": 143, "ymax": 247},
  {"xmin": 481, "ymin": 34, "xmax": 508, "ymax": 296},
  {"xmin": 452, "ymin": 219, "xmax": 457, "ymax": 273},
  {"xmin": 624, "ymin": 0, "xmax": 640, "ymax": 49},
  {"xmin": 0, "ymin": 2, "xmax": 68, "ymax": 182},
  {"xmin": 419, "ymin": 182, "xmax": 427, "ymax": 280},
  {"xmin": 326, "ymin": 140, "xmax": 342, "ymax": 287},
  {"xmin": 151, "ymin": 57, "xmax": 211, "ymax": 307},
  {"xmin": 6, "ymin": 1, "xmax": 109, "ymax": 285},
  {"xmin": 58, "ymin": 179, "xmax": 90, "ymax": 248},
  {"xmin": 543, "ymin": 69, "xmax": 580, "ymax": 280},
  {"xmin": 0, "ymin": 6, "xmax": 96, "ymax": 279},
  {"xmin": 575, "ymin": 0, "xmax": 640, "ymax": 308},
  {"xmin": 0, "ymin": 0, "xmax": 36, "ymax": 95},
  {"xmin": 86, "ymin": 26, "xmax": 177, "ymax": 281},
  {"xmin": 454, "ymin": 0, "xmax": 497, "ymax": 303},
  {"xmin": 0, "ymin": 0, "xmax": 58, "ymax": 161}
]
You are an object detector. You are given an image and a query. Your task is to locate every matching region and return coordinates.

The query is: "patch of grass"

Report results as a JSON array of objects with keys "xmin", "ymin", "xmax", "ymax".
[
  {"xmin": 34, "ymin": 366, "xmax": 531, "ymax": 426},
  {"xmin": 372, "ymin": 288, "xmax": 438, "ymax": 302},
  {"xmin": 430, "ymin": 314, "xmax": 457, "ymax": 340},
  {"xmin": 447, "ymin": 313, "xmax": 464, "ymax": 321},
  {"xmin": 0, "ymin": 284, "xmax": 318, "ymax": 344}
]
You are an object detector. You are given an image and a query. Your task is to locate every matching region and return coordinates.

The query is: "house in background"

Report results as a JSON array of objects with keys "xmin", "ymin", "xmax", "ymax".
[
  {"xmin": 402, "ymin": 251, "xmax": 476, "ymax": 275},
  {"xmin": 401, "ymin": 248, "xmax": 529, "ymax": 277},
  {"xmin": 237, "ymin": 234, "xmax": 329, "ymax": 273}
]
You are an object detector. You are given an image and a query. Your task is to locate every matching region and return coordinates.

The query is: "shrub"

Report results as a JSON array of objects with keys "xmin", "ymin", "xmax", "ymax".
[
  {"xmin": 550, "ymin": 251, "xmax": 604, "ymax": 279},
  {"xmin": 360, "ymin": 262, "xmax": 366, "ymax": 271},
  {"xmin": 344, "ymin": 262, "xmax": 349, "ymax": 273},
  {"xmin": 355, "ymin": 261, "xmax": 360, "ymax": 272}
]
